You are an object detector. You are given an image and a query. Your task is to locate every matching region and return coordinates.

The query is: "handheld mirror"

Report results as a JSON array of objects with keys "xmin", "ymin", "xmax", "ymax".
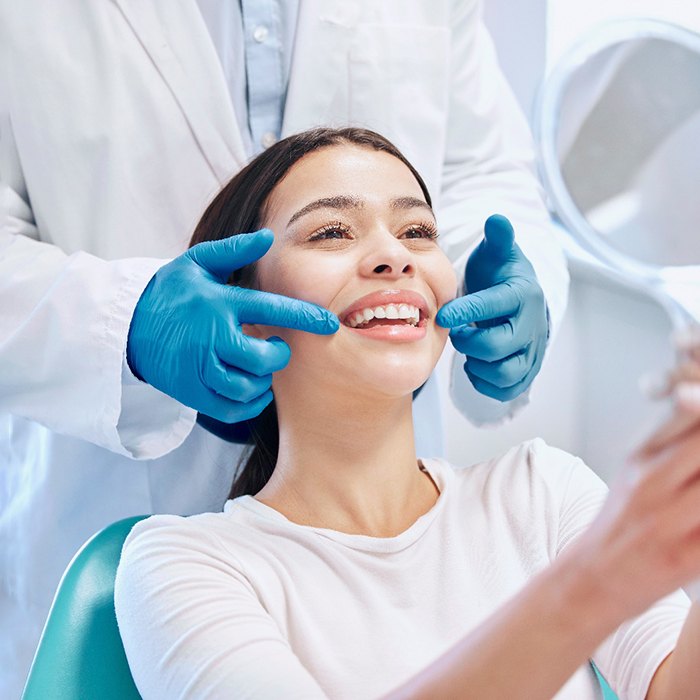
[{"xmin": 535, "ymin": 19, "xmax": 700, "ymax": 329}]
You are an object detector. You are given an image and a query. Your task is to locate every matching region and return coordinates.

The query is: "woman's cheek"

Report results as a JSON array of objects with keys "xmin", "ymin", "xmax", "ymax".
[
  {"xmin": 258, "ymin": 255, "xmax": 335, "ymax": 308},
  {"xmin": 436, "ymin": 259, "xmax": 459, "ymax": 307}
]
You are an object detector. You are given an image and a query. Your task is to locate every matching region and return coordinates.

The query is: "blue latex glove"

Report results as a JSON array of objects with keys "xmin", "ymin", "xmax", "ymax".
[
  {"xmin": 127, "ymin": 229, "xmax": 339, "ymax": 426},
  {"xmin": 436, "ymin": 214, "xmax": 548, "ymax": 402}
]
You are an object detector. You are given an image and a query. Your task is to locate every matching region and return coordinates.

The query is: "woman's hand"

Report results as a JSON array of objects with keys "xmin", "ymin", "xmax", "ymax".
[
  {"xmin": 637, "ymin": 334, "xmax": 700, "ymax": 700},
  {"xmin": 641, "ymin": 332, "xmax": 700, "ymax": 456},
  {"xmin": 574, "ymin": 331, "xmax": 700, "ymax": 625}
]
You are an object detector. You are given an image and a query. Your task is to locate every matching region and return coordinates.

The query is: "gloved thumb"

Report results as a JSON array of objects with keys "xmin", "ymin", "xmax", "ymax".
[
  {"xmin": 482, "ymin": 214, "xmax": 515, "ymax": 263},
  {"xmin": 188, "ymin": 229, "xmax": 275, "ymax": 281}
]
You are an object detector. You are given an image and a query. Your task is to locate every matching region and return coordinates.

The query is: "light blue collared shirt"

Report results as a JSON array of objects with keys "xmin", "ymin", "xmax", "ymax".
[{"xmin": 195, "ymin": 0, "xmax": 299, "ymax": 157}]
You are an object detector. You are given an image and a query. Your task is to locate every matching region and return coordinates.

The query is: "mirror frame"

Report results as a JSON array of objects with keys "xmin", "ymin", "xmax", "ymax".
[{"xmin": 534, "ymin": 18, "xmax": 700, "ymax": 284}]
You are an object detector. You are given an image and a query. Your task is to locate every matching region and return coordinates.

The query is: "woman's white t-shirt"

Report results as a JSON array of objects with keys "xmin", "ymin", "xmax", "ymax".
[{"xmin": 115, "ymin": 439, "xmax": 690, "ymax": 699}]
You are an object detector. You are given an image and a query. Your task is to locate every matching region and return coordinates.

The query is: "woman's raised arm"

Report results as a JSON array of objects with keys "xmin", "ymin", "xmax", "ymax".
[{"xmin": 385, "ymin": 382, "xmax": 700, "ymax": 700}]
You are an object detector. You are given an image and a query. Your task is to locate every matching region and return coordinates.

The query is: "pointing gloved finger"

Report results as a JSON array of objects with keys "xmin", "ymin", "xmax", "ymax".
[
  {"xmin": 484, "ymin": 214, "xmax": 515, "ymax": 263},
  {"xmin": 436, "ymin": 283, "xmax": 520, "ymax": 328},
  {"xmin": 465, "ymin": 358, "xmax": 540, "ymax": 403},
  {"xmin": 449, "ymin": 321, "xmax": 525, "ymax": 362},
  {"xmin": 195, "ymin": 386, "xmax": 274, "ymax": 423},
  {"xmin": 466, "ymin": 350, "xmax": 531, "ymax": 389},
  {"xmin": 203, "ymin": 356, "xmax": 273, "ymax": 404},
  {"xmin": 233, "ymin": 287, "xmax": 339, "ymax": 335},
  {"xmin": 482, "ymin": 214, "xmax": 515, "ymax": 262},
  {"xmin": 217, "ymin": 333, "xmax": 292, "ymax": 377},
  {"xmin": 187, "ymin": 229, "xmax": 275, "ymax": 281}
]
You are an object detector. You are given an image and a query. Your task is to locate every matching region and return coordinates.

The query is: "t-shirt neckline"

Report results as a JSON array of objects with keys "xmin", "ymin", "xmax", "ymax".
[{"xmin": 226, "ymin": 457, "xmax": 450, "ymax": 554}]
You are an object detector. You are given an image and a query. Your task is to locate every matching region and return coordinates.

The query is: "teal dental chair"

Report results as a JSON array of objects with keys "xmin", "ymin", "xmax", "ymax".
[
  {"xmin": 21, "ymin": 515, "xmax": 148, "ymax": 700},
  {"xmin": 21, "ymin": 515, "xmax": 619, "ymax": 700}
]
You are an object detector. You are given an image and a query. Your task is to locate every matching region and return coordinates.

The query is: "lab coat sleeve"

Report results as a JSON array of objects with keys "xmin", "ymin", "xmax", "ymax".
[
  {"xmin": 115, "ymin": 516, "xmax": 329, "ymax": 700},
  {"xmin": 0, "ymin": 115, "xmax": 196, "ymax": 459},
  {"xmin": 438, "ymin": 0, "xmax": 570, "ymax": 426}
]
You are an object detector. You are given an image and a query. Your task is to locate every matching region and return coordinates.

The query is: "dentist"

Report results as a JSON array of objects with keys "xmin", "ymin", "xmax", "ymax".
[{"xmin": 0, "ymin": 1, "xmax": 567, "ymax": 695}]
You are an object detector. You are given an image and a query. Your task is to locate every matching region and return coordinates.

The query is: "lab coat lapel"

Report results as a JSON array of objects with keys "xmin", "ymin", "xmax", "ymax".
[
  {"xmin": 282, "ymin": 0, "xmax": 361, "ymax": 135},
  {"xmin": 112, "ymin": 0, "xmax": 247, "ymax": 183}
]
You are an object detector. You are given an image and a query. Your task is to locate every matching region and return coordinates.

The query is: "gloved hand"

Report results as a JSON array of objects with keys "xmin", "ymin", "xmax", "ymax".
[
  {"xmin": 127, "ymin": 229, "xmax": 339, "ymax": 424},
  {"xmin": 436, "ymin": 214, "xmax": 548, "ymax": 402}
]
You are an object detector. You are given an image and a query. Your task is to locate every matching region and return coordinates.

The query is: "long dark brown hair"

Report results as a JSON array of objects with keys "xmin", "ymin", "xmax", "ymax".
[{"xmin": 189, "ymin": 127, "xmax": 432, "ymax": 500}]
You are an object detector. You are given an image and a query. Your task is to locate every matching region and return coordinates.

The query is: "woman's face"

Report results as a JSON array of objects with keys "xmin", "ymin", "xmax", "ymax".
[{"xmin": 248, "ymin": 143, "xmax": 458, "ymax": 399}]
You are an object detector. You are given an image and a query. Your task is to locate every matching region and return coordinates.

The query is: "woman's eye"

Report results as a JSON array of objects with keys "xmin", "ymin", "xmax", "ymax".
[
  {"xmin": 309, "ymin": 225, "xmax": 350, "ymax": 241},
  {"xmin": 402, "ymin": 224, "xmax": 438, "ymax": 240}
]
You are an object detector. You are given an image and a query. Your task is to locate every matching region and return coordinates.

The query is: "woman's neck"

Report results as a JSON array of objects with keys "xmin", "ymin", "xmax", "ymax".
[{"xmin": 254, "ymin": 385, "xmax": 439, "ymax": 537}]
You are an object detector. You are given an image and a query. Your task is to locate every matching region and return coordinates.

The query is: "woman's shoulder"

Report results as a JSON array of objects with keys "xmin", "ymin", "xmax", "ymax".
[
  {"xmin": 428, "ymin": 440, "xmax": 609, "ymax": 559},
  {"xmin": 122, "ymin": 510, "xmax": 231, "ymax": 550},
  {"xmin": 117, "ymin": 499, "xmax": 289, "ymax": 576},
  {"xmin": 117, "ymin": 509, "xmax": 257, "ymax": 581},
  {"xmin": 429, "ymin": 437, "xmax": 578, "ymax": 474},
  {"xmin": 115, "ymin": 510, "xmax": 265, "ymax": 622},
  {"xmin": 429, "ymin": 438, "xmax": 605, "ymax": 503}
]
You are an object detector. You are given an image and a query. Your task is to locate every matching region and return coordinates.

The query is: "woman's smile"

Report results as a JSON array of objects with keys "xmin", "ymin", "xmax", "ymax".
[{"xmin": 340, "ymin": 288, "xmax": 429, "ymax": 342}]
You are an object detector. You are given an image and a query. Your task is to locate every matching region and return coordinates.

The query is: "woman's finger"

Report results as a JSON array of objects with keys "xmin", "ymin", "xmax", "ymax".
[
  {"xmin": 636, "ymin": 408, "xmax": 700, "ymax": 459},
  {"xmin": 638, "ymin": 425, "xmax": 700, "ymax": 498}
]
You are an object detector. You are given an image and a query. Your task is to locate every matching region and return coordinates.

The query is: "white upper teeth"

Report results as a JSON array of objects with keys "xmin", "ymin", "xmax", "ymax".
[{"xmin": 347, "ymin": 304, "xmax": 421, "ymax": 328}]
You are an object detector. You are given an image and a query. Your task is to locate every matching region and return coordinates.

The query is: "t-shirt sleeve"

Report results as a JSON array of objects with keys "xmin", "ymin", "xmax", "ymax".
[
  {"xmin": 529, "ymin": 439, "xmax": 690, "ymax": 700},
  {"xmin": 114, "ymin": 515, "xmax": 328, "ymax": 700}
]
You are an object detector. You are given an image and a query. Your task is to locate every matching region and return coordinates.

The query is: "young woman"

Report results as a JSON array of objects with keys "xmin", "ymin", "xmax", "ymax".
[{"xmin": 115, "ymin": 128, "xmax": 700, "ymax": 700}]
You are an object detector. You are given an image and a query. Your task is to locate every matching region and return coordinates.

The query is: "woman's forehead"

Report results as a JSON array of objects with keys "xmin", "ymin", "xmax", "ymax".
[{"xmin": 265, "ymin": 144, "xmax": 428, "ymax": 222}]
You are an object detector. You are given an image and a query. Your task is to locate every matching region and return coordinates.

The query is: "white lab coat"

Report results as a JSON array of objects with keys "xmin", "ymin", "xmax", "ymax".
[{"xmin": 0, "ymin": 0, "xmax": 568, "ymax": 694}]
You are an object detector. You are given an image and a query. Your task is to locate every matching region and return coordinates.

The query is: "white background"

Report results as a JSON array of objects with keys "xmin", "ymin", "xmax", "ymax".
[{"xmin": 442, "ymin": 0, "xmax": 699, "ymax": 482}]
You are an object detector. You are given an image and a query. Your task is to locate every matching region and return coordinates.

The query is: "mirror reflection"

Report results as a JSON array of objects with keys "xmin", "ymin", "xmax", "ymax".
[{"xmin": 557, "ymin": 36, "xmax": 700, "ymax": 267}]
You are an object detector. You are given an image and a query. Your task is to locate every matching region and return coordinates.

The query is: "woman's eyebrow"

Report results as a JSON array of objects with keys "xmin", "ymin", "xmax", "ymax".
[
  {"xmin": 287, "ymin": 195, "xmax": 433, "ymax": 227},
  {"xmin": 287, "ymin": 195, "xmax": 363, "ymax": 226},
  {"xmin": 391, "ymin": 196, "xmax": 434, "ymax": 215}
]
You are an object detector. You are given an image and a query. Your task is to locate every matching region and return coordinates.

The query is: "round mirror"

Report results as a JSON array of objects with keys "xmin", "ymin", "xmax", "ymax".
[{"xmin": 536, "ymin": 20, "xmax": 700, "ymax": 323}]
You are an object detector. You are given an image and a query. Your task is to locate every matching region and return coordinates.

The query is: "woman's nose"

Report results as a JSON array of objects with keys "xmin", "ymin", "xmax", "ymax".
[{"xmin": 359, "ymin": 234, "xmax": 416, "ymax": 279}]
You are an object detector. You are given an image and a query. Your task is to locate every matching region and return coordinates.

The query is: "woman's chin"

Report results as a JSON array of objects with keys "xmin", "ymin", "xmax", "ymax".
[
  {"xmin": 342, "ymin": 363, "xmax": 433, "ymax": 400},
  {"xmin": 283, "ymin": 335, "xmax": 441, "ymax": 400}
]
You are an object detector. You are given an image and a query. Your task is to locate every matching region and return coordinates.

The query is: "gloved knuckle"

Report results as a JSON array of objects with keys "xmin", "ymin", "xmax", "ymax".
[
  {"xmin": 201, "ymin": 359, "xmax": 222, "ymax": 392},
  {"xmin": 240, "ymin": 375, "xmax": 270, "ymax": 402},
  {"xmin": 486, "ymin": 365, "xmax": 508, "ymax": 388},
  {"xmin": 235, "ymin": 377, "xmax": 254, "ymax": 401},
  {"xmin": 497, "ymin": 387, "xmax": 517, "ymax": 402},
  {"xmin": 501, "ymin": 321, "xmax": 515, "ymax": 340},
  {"xmin": 501, "ymin": 358, "xmax": 527, "ymax": 386},
  {"xmin": 239, "ymin": 394, "xmax": 272, "ymax": 421},
  {"xmin": 467, "ymin": 328, "xmax": 497, "ymax": 356},
  {"xmin": 525, "ymin": 280, "xmax": 544, "ymax": 302},
  {"xmin": 462, "ymin": 334, "xmax": 491, "ymax": 361},
  {"xmin": 221, "ymin": 405, "xmax": 244, "ymax": 423}
]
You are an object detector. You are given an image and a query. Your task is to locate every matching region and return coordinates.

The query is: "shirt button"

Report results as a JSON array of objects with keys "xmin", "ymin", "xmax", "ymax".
[
  {"xmin": 253, "ymin": 25, "xmax": 269, "ymax": 43},
  {"xmin": 261, "ymin": 132, "xmax": 277, "ymax": 149}
]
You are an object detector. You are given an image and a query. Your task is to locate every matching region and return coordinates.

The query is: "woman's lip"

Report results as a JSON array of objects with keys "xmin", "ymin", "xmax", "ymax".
[
  {"xmin": 347, "ymin": 323, "xmax": 428, "ymax": 342},
  {"xmin": 339, "ymin": 289, "xmax": 430, "ymax": 325}
]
